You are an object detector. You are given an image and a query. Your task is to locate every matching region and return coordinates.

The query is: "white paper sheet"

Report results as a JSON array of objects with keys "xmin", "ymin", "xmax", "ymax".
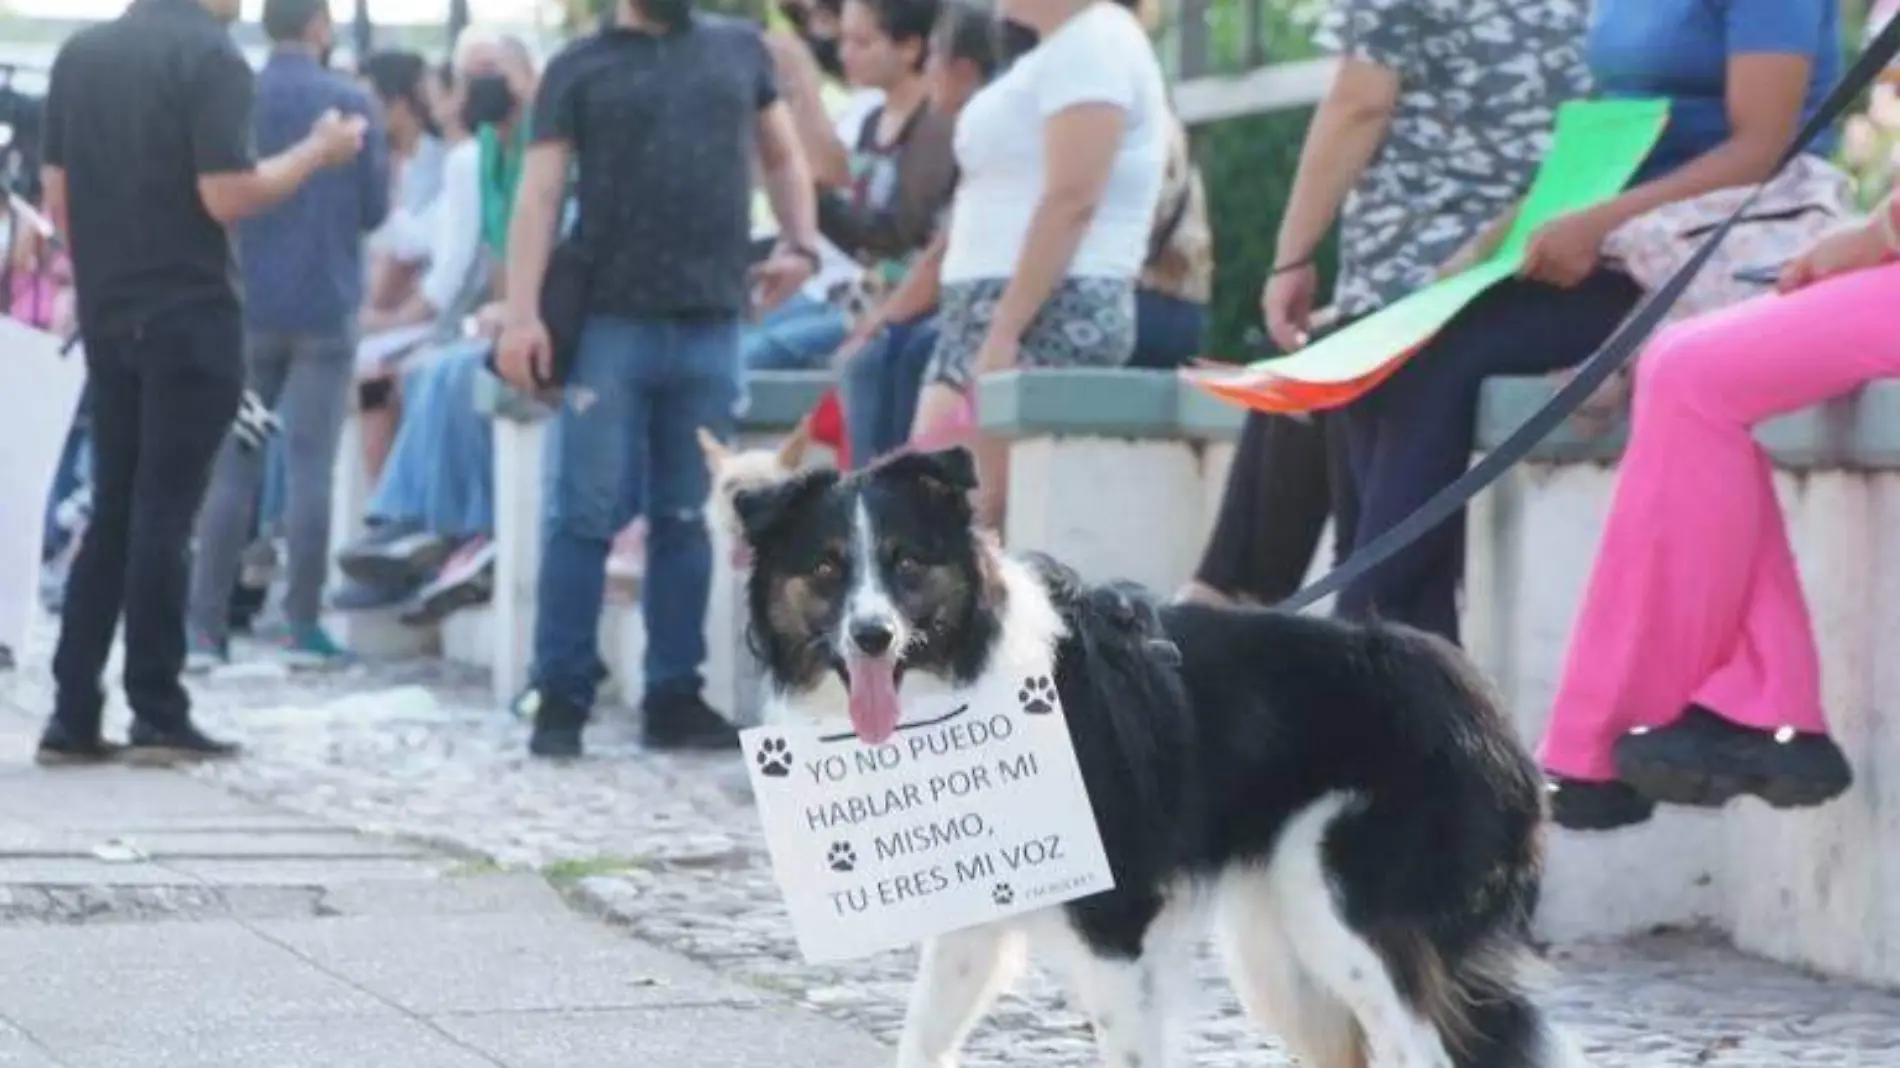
[{"xmin": 0, "ymin": 317, "xmax": 86, "ymax": 657}]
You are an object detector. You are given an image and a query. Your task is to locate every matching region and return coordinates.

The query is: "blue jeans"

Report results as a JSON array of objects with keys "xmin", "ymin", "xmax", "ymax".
[
  {"xmin": 43, "ymin": 383, "xmax": 92, "ymax": 557},
  {"xmin": 1130, "ymin": 290, "xmax": 1208, "ymax": 371},
  {"xmin": 841, "ymin": 315, "xmax": 939, "ymax": 469},
  {"xmin": 535, "ymin": 315, "xmax": 742, "ymax": 708},
  {"xmin": 741, "ymin": 293, "xmax": 847, "ymax": 371},
  {"xmin": 368, "ymin": 341, "xmax": 495, "ymax": 538}
]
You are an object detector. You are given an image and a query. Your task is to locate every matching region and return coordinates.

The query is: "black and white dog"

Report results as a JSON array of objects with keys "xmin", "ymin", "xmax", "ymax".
[{"xmin": 732, "ymin": 447, "xmax": 1580, "ymax": 1068}]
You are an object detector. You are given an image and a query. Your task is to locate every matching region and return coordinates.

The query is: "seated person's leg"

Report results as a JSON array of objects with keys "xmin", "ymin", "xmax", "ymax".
[
  {"xmin": 356, "ymin": 375, "xmax": 402, "ymax": 484},
  {"xmin": 333, "ymin": 359, "xmax": 458, "ymax": 607},
  {"xmin": 841, "ymin": 325, "xmax": 902, "ymax": 470},
  {"xmin": 1339, "ymin": 272, "xmax": 1642, "ymax": 643},
  {"xmin": 883, "ymin": 315, "xmax": 939, "ymax": 454},
  {"xmin": 402, "ymin": 345, "xmax": 505, "ymax": 625},
  {"xmin": 1541, "ymin": 265, "xmax": 1899, "ymax": 828},
  {"xmin": 1127, "ymin": 287, "xmax": 1208, "ymax": 371},
  {"xmin": 741, "ymin": 293, "xmax": 850, "ymax": 372}
]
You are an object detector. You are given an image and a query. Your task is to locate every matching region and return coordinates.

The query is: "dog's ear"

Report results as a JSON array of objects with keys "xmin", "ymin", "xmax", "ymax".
[
  {"xmin": 876, "ymin": 446, "xmax": 978, "ymax": 501},
  {"xmin": 732, "ymin": 467, "xmax": 840, "ymax": 550},
  {"xmin": 697, "ymin": 427, "xmax": 731, "ymax": 472},
  {"xmin": 777, "ymin": 415, "xmax": 812, "ymax": 472}
]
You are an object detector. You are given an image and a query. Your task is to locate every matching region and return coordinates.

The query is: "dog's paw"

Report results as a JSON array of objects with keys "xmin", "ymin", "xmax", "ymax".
[
  {"xmin": 1017, "ymin": 676, "xmax": 1056, "ymax": 715},
  {"xmin": 754, "ymin": 737, "xmax": 793, "ymax": 778},
  {"xmin": 990, "ymin": 883, "xmax": 1015, "ymax": 907},
  {"xmin": 826, "ymin": 841, "xmax": 857, "ymax": 873}
]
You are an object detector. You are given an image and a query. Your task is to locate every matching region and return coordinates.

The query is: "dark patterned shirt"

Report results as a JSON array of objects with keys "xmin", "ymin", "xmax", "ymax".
[
  {"xmin": 1315, "ymin": 0, "xmax": 1593, "ymax": 317},
  {"xmin": 239, "ymin": 50, "xmax": 390, "ymax": 335},
  {"xmin": 532, "ymin": 13, "xmax": 780, "ymax": 320}
]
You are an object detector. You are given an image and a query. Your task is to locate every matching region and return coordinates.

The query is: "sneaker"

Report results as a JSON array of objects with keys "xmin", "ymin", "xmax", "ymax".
[
  {"xmin": 642, "ymin": 691, "xmax": 740, "ymax": 752},
  {"xmin": 184, "ymin": 631, "xmax": 229, "ymax": 676},
  {"xmin": 1613, "ymin": 704, "xmax": 1853, "ymax": 811},
  {"xmin": 329, "ymin": 576, "xmax": 419, "ymax": 612},
  {"xmin": 276, "ymin": 621, "xmax": 355, "ymax": 670},
  {"xmin": 33, "ymin": 719, "xmax": 122, "ymax": 767},
  {"xmin": 399, "ymin": 537, "xmax": 496, "ymax": 626},
  {"xmin": 526, "ymin": 689, "xmax": 588, "ymax": 759},
  {"xmin": 1545, "ymin": 775, "xmax": 1654, "ymax": 831},
  {"xmin": 124, "ymin": 721, "xmax": 242, "ymax": 766},
  {"xmin": 337, "ymin": 523, "xmax": 452, "ymax": 588}
]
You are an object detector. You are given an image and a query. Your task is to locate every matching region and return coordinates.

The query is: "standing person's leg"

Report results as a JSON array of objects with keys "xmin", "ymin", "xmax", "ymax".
[
  {"xmin": 841, "ymin": 325, "xmax": 900, "ymax": 471},
  {"xmin": 122, "ymin": 310, "xmax": 246, "ymax": 760},
  {"xmin": 40, "ymin": 342, "xmax": 138, "ymax": 762},
  {"xmin": 1338, "ymin": 273, "xmax": 1643, "ymax": 643},
  {"xmin": 528, "ymin": 318, "xmax": 646, "ymax": 758},
  {"xmin": 186, "ymin": 336, "xmax": 290, "ymax": 662},
  {"xmin": 1185, "ymin": 412, "xmax": 1330, "ymax": 605},
  {"xmin": 273, "ymin": 332, "xmax": 354, "ymax": 658},
  {"xmin": 1540, "ymin": 267, "xmax": 1900, "ymax": 826},
  {"xmin": 639, "ymin": 316, "xmax": 744, "ymax": 749}
]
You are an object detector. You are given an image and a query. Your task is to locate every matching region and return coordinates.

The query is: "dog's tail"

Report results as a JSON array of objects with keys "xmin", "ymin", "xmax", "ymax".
[{"xmin": 1395, "ymin": 932, "xmax": 1589, "ymax": 1068}]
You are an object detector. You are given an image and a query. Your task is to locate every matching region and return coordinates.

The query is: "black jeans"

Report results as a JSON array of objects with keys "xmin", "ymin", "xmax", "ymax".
[
  {"xmin": 1338, "ymin": 271, "xmax": 1643, "ymax": 644},
  {"xmin": 52, "ymin": 305, "xmax": 244, "ymax": 735},
  {"xmin": 1194, "ymin": 408, "xmax": 1358, "ymax": 604}
]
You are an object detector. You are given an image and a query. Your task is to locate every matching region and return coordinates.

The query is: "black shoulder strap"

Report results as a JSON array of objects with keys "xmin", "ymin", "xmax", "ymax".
[{"xmin": 1145, "ymin": 171, "xmax": 1195, "ymax": 267}]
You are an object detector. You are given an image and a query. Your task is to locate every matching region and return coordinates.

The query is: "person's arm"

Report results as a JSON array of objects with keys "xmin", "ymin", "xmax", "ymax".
[
  {"xmin": 765, "ymin": 29, "xmax": 851, "ymax": 187},
  {"xmin": 40, "ymin": 47, "xmax": 69, "ymax": 238},
  {"xmin": 375, "ymin": 142, "xmax": 482, "ymax": 329},
  {"xmin": 818, "ymin": 109, "xmax": 957, "ymax": 260},
  {"xmin": 500, "ymin": 143, "xmax": 568, "ymax": 324},
  {"xmin": 1271, "ymin": 56, "xmax": 1399, "ymax": 270},
  {"xmin": 194, "ymin": 48, "xmax": 359, "ymax": 224},
  {"xmin": 1524, "ymin": 3, "xmax": 1821, "ymax": 284},
  {"xmin": 356, "ymin": 92, "xmax": 392, "ymax": 234},
  {"xmin": 757, "ymin": 101, "xmax": 822, "ymax": 256},
  {"xmin": 841, "ymin": 229, "xmax": 946, "ymax": 358}
]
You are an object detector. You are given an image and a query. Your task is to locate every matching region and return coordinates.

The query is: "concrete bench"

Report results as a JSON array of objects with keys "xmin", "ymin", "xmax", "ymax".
[
  {"xmin": 1465, "ymin": 376, "xmax": 1900, "ymax": 988},
  {"xmin": 458, "ymin": 371, "xmax": 834, "ymax": 719}
]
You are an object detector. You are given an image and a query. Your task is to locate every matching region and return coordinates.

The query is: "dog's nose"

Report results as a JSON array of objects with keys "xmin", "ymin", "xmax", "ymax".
[{"xmin": 849, "ymin": 620, "xmax": 896, "ymax": 658}]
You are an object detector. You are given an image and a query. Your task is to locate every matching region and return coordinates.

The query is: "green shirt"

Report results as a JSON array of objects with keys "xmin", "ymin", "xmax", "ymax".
[{"xmin": 478, "ymin": 121, "xmax": 530, "ymax": 255}]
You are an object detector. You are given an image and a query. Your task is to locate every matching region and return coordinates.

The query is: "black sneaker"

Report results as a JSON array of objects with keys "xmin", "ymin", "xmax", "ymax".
[
  {"xmin": 642, "ymin": 691, "xmax": 740, "ymax": 752},
  {"xmin": 337, "ymin": 526, "xmax": 452, "ymax": 588},
  {"xmin": 1546, "ymin": 775, "xmax": 1654, "ymax": 831},
  {"xmin": 1614, "ymin": 704, "xmax": 1852, "ymax": 811},
  {"xmin": 124, "ymin": 722, "xmax": 242, "ymax": 766},
  {"xmin": 526, "ymin": 690, "xmax": 587, "ymax": 759},
  {"xmin": 33, "ymin": 719, "xmax": 122, "ymax": 767}
]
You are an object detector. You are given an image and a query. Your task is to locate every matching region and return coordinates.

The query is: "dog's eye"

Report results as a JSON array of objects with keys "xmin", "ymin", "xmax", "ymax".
[
  {"xmin": 813, "ymin": 551, "xmax": 845, "ymax": 580},
  {"xmin": 890, "ymin": 549, "xmax": 923, "ymax": 577}
]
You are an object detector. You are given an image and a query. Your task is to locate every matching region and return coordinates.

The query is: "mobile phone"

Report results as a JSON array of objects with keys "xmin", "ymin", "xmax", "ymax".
[{"xmin": 1733, "ymin": 264, "xmax": 1783, "ymax": 286}]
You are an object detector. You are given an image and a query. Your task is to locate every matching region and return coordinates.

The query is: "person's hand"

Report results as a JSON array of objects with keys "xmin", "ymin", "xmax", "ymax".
[
  {"xmin": 472, "ymin": 302, "xmax": 508, "ymax": 340},
  {"xmin": 1779, "ymin": 221, "xmax": 1892, "ymax": 294},
  {"xmin": 750, "ymin": 250, "xmax": 816, "ymax": 315},
  {"xmin": 974, "ymin": 335, "xmax": 1019, "ymax": 378},
  {"xmin": 496, "ymin": 315, "xmax": 552, "ymax": 393},
  {"xmin": 308, "ymin": 108, "xmax": 369, "ymax": 167},
  {"xmin": 1260, "ymin": 263, "xmax": 1318, "ymax": 351},
  {"xmin": 1520, "ymin": 206, "xmax": 1617, "ymax": 289}
]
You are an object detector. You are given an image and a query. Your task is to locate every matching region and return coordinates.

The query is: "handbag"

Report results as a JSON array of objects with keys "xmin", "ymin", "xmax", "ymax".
[{"xmin": 537, "ymin": 216, "xmax": 590, "ymax": 390}]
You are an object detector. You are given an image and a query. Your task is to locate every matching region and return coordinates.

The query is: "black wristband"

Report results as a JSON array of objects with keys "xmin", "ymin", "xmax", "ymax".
[
  {"xmin": 1269, "ymin": 256, "xmax": 1315, "ymax": 277},
  {"xmin": 783, "ymin": 243, "xmax": 822, "ymax": 274}
]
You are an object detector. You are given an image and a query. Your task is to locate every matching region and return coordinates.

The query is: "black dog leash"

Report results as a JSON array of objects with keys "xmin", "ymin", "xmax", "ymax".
[{"xmin": 1278, "ymin": 16, "xmax": 1900, "ymax": 614}]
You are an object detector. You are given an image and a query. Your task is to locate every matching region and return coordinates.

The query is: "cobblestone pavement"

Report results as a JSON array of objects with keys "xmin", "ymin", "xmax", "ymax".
[{"xmin": 4, "ymin": 630, "xmax": 1899, "ymax": 1067}]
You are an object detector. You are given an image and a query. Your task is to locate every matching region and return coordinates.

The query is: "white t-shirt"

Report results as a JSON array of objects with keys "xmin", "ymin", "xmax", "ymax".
[{"xmin": 941, "ymin": 2, "xmax": 1170, "ymax": 284}]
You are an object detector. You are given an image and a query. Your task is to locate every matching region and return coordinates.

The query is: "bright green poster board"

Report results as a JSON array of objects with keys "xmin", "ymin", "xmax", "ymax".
[{"xmin": 1246, "ymin": 98, "xmax": 1670, "ymax": 384}]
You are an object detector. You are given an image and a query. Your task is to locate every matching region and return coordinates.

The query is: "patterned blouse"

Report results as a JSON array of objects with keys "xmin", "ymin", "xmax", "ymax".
[{"xmin": 1315, "ymin": 0, "xmax": 1593, "ymax": 317}]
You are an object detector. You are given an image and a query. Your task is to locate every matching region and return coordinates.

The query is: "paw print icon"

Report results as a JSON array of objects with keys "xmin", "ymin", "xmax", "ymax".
[
  {"xmin": 826, "ymin": 841, "xmax": 857, "ymax": 873},
  {"xmin": 991, "ymin": 883, "xmax": 1015, "ymax": 907},
  {"xmin": 1017, "ymin": 676, "xmax": 1056, "ymax": 715},
  {"xmin": 754, "ymin": 737, "xmax": 793, "ymax": 778}
]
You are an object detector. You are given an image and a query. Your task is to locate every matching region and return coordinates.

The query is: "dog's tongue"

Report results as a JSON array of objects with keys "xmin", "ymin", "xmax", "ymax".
[{"xmin": 846, "ymin": 656, "xmax": 901, "ymax": 745}]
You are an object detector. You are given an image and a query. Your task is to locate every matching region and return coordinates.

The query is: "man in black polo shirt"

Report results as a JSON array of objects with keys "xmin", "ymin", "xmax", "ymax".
[
  {"xmin": 498, "ymin": 0, "xmax": 821, "ymax": 759},
  {"xmin": 34, "ymin": 0, "xmax": 366, "ymax": 766}
]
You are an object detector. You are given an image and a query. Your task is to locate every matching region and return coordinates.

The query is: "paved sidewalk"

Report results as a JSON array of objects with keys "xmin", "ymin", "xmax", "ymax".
[
  {"xmin": 6, "ymin": 625, "xmax": 1900, "ymax": 1066},
  {"xmin": 0, "ymin": 712, "xmax": 888, "ymax": 1068}
]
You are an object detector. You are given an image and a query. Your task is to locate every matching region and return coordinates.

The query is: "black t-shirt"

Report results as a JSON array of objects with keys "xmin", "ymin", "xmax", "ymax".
[
  {"xmin": 44, "ymin": 0, "xmax": 257, "ymax": 338},
  {"xmin": 531, "ymin": 14, "xmax": 779, "ymax": 319}
]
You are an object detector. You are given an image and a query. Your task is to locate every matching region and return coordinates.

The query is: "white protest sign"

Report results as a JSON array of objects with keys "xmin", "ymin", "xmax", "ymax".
[
  {"xmin": 0, "ymin": 318, "xmax": 84, "ymax": 658},
  {"xmin": 742, "ymin": 670, "xmax": 1114, "ymax": 963}
]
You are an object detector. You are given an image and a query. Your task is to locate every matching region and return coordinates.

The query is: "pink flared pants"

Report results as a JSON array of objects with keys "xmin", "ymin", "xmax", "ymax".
[{"xmin": 1540, "ymin": 262, "xmax": 1900, "ymax": 781}]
